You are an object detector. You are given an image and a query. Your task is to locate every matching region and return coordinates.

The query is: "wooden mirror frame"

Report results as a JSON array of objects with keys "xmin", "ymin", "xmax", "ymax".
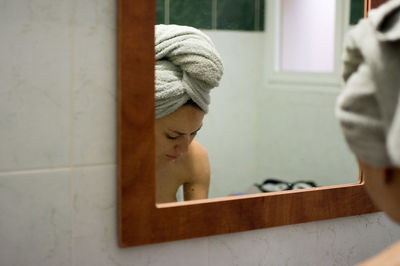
[{"xmin": 118, "ymin": 0, "xmax": 382, "ymax": 247}]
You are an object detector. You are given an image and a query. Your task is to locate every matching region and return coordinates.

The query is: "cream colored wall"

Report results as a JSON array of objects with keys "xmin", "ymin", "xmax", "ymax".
[
  {"xmin": 198, "ymin": 31, "xmax": 263, "ymax": 197},
  {"xmin": 0, "ymin": 1, "xmax": 400, "ymax": 265}
]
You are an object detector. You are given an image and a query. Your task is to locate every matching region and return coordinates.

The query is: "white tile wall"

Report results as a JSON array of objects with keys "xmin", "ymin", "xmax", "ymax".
[
  {"xmin": 71, "ymin": 0, "xmax": 117, "ymax": 166},
  {"xmin": 208, "ymin": 214, "xmax": 400, "ymax": 266},
  {"xmin": 0, "ymin": 1, "xmax": 72, "ymax": 171},
  {"xmin": 0, "ymin": 1, "xmax": 399, "ymax": 266},
  {"xmin": 72, "ymin": 165, "xmax": 209, "ymax": 266},
  {"xmin": 0, "ymin": 169, "xmax": 72, "ymax": 266}
]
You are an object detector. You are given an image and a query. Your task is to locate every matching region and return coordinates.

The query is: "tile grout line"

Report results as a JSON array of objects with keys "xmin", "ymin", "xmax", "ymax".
[
  {"xmin": 274, "ymin": 0, "xmax": 281, "ymax": 72},
  {"xmin": 165, "ymin": 0, "xmax": 170, "ymax": 24},
  {"xmin": 207, "ymin": 235, "xmax": 210, "ymax": 266},
  {"xmin": 69, "ymin": 0, "xmax": 76, "ymax": 171},
  {"xmin": 68, "ymin": 1, "xmax": 77, "ymax": 264},
  {"xmin": 0, "ymin": 163, "xmax": 116, "ymax": 177},
  {"xmin": 255, "ymin": 0, "xmax": 260, "ymax": 31}
]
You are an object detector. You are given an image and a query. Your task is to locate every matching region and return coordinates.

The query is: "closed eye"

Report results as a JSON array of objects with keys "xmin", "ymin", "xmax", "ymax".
[
  {"xmin": 166, "ymin": 135, "xmax": 179, "ymax": 140},
  {"xmin": 191, "ymin": 128, "xmax": 202, "ymax": 137}
]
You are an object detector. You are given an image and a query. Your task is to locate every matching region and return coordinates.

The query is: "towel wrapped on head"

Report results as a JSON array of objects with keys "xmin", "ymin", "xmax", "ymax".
[
  {"xmin": 335, "ymin": 0, "xmax": 400, "ymax": 167},
  {"xmin": 155, "ymin": 24, "xmax": 224, "ymax": 119}
]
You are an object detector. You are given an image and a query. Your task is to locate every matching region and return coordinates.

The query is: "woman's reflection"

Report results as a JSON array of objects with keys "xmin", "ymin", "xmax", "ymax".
[{"xmin": 154, "ymin": 24, "xmax": 224, "ymax": 203}]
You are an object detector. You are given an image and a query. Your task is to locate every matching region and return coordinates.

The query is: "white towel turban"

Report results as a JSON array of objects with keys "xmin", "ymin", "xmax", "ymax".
[
  {"xmin": 155, "ymin": 24, "xmax": 224, "ymax": 119},
  {"xmin": 335, "ymin": 0, "xmax": 400, "ymax": 167}
]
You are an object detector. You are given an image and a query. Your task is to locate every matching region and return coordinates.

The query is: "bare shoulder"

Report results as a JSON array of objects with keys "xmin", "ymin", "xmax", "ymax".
[
  {"xmin": 187, "ymin": 141, "xmax": 209, "ymax": 167},
  {"xmin": 181, "ymin": 141, "xmax": 210, "ymax": 200},
  {"xmin": 182, "ymin": 141, "xmax": 210, "ymax": 181},
  {"xmin": 189, "ymin": 141, "xmax": 208, "ymax": 160}
]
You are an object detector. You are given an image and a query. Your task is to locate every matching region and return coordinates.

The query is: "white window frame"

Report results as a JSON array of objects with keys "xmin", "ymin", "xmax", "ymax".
[{"xmin": 263, "ymin": 0, "xmax": 351, "ymax": 90}]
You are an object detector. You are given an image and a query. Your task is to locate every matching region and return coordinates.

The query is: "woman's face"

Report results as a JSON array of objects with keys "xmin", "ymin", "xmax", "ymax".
[{"xmin": 155, "ymin": 104, "xmax": 205, "ymax": 167}]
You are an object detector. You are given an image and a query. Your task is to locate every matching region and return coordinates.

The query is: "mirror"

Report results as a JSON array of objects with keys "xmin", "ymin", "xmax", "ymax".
[
  {"xmin": 154, "ymin": 0, "xmax": 361, "ymax": 203},
  {"xmin": 118, "ymin": 0, "xmax": 379, "ymax": 247}
]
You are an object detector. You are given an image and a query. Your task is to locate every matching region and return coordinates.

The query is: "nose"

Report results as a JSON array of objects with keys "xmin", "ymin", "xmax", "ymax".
[{"xmin": 175, "ymin": 136, "xmax": 190, "ymax": 154}]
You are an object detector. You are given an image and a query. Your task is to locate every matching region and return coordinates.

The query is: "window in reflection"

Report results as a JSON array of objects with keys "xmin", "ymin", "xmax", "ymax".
[{"xmin": 280, "ymin": 0, "xmax": 336, "ymax": 73}]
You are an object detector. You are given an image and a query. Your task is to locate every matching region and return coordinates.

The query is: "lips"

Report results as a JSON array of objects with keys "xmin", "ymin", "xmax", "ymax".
[{"xmin": 166, "ymin": 154, "xmax": 179, "ymax": 160}]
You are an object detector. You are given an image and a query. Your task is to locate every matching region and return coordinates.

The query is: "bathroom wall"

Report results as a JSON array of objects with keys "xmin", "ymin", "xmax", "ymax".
[
  {"xmin": 1, "ymin": 1, "xmax": 400, "ymax": 266},
  {"xmin": 201, "ymin": 29, "xmax": 357, "ymax": 198},
  {"xmin": 199, "ymin": 29, "xmax": 358, "ymax": 198},
  {"xmin": 197, "ymin": 30, "xmax": 264, "ymax": 197}
]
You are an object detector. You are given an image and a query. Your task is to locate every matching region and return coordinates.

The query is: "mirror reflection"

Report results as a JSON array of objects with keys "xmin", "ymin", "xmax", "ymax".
[
  {"xmin": 154, "ymin": 24, "xmax": 223, "ymax": 203},
  {"xmin": 154, "ymin": 0, "xmax": 364, "ymax": 203}
]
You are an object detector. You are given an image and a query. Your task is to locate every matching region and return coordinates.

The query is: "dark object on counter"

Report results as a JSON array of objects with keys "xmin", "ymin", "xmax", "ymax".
[{"xmin": 255, "ymin": 179, "xmax": 317, "ymax": 193}]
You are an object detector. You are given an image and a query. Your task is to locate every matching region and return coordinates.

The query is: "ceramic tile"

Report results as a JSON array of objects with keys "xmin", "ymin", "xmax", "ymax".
[
  {"xmin": 71, "ymin": 164, "xmax": 208, "ymax": 266},
  {"xmin": 156, "ymin": 0, "xmax": 165, "ymax": 24},
  {"xmin": 208, "ymin": 213, "xmax": 400, "ymax": 266},
  {"xmin": 259, "ymin": 0, "xmax": 265, "ymax": 31},
  {"xmin": 1, "ymin": 1, "xmax": 400, "ymax": 266},
  {"xmin": 71, "ymin": 0, "xmax": 117, "ymax": 166},
  {"xmin": 0, "ymin": 0, "xmax": 72, "ymax": 26},
  {"xmin": 74, "ymin": 0, "xmax": 116, "ymax": 29},
  {"xmin": 0, "ymin": 1, "xmax": 72, "ymax": 171},
  {"xmin": 217, "ymin": 0, "xmax": 256, "ymax": 31},
  {"xmin": 350, "ymin": 0, "xmax": 364, "ymax": 25},
  {"xmin": 170, "ymin": 0, "xmax": 212, "ymax": 29},
  {"xmin": 0, "ymin": 169, "xmax": 72, "ymax": 266}
]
